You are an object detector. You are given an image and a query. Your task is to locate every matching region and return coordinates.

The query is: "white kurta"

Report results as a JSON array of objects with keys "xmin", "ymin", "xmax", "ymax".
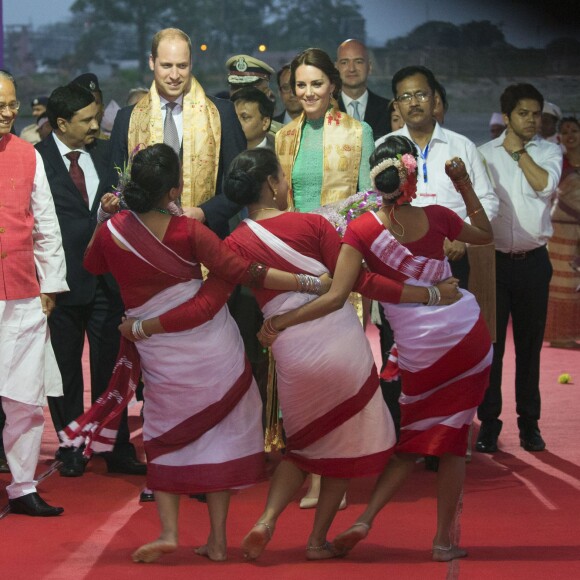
[{"xmin": 0, "ymin": 150, "xmax": 69, "ymax": 405}]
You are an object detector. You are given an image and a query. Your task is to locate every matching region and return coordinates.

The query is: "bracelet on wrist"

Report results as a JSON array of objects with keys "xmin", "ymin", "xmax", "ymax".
[
  {"xmin": 294, "ymin": 273, "xmax": 323, "ymax": 295},
  {"xmin": 467, "ymin": 206, "xmax": 484, "ymax": 219},
  {"xmin": 451, "ymin": 174, "xmax": 473, "ymax": 194},
  {"xmin": 131, "ymin": 319, "xmax": 151, "ymax": 341},
  {"xmin": 425, "ymin": 285, "xmax": 442, "ymax": 306},
  {"xmin": 97, "ymin": 206, "xmax": 115, "ymax": 224},
  {"xmin": 262, "ymin": 316, "xmax": 283, "ymax": 339}
]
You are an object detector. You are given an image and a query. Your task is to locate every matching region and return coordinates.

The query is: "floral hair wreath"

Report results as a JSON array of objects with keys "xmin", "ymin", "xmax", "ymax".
[{"xmin": 370, "ymin": 153, "xmax": 418, "ymax": 205}]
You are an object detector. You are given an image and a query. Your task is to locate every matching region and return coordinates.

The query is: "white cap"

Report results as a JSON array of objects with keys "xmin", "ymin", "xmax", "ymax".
[
  {"xmin": 543, "ymin": 101, "xmax": 562, "ymax": 119},
  {"xmin": 489, "ymin": 112, "xmax": 504, "ymax": 126}
]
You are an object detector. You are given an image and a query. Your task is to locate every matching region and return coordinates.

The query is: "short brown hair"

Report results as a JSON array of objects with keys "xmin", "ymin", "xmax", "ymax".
[{"xmin": 151, "ymin": 28, "xmax": 192, "ymax": 60}]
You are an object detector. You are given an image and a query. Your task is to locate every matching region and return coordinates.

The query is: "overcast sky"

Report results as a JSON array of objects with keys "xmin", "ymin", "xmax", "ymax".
[{"xmin": 2, "ymin": 0, "xmax": 578, "ymax": 48}]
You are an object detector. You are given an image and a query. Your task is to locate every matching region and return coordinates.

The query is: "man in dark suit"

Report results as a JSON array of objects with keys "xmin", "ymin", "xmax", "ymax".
[
  {"xmin": 37, "ymin": 83, "xmax": 145, "ymax": 477},
  {"xmin": 109, "ymin": 27, "xmax": 246, "ymax": 239},
  {"xmin": 273, "ymin": 63, "xmax": 302, "ymax": 126},
  {"xmin": 336, "ymin": 39, "xmax": 391, "ymax": 141}
]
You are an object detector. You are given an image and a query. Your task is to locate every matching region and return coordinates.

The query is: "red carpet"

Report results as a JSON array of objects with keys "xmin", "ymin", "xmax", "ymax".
[{"xmin": 2, "ymin": 324, "xmax": 579, "ymax": 579}]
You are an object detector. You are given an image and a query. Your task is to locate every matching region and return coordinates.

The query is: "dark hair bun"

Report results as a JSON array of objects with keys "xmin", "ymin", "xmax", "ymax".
[
  {"xmin": 122, "ymin": 143, "xmax": 180, "ymax": 213},
  {"xmin": 122, "ymin": 181, "xmax": 154, "ymax": 213},
  {"xmin": 374, "ymin": 166, "xmax": 401, "ymax": 195},
  {"xmin": 370, "ymin": 135, "xmax": 417, "ymax": 195},
  {"xmin": 224, "ymin": 149, "xmax": 279, "ymax": 207},
  {"xmin": 224, "ymin": 170, "xmax": 256, "ymax": 206}
]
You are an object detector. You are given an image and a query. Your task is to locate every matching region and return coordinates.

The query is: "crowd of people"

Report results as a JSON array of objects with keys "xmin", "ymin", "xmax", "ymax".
[{"xmin": 0, "ymin": 24, "xmax": 575, "ymax": 568}]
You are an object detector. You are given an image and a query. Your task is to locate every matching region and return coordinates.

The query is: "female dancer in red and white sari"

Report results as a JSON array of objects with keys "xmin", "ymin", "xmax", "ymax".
[
  {"xmin": 83, "ymin": 144, "xmax": 332, "ymax": 564},
  {"xmin": 260, "ymin": 136, "xmax": 493, "ymax": 562},
  {"xmin": 222, "ymin": 148, "xmax": 460, "ymax": 560}
]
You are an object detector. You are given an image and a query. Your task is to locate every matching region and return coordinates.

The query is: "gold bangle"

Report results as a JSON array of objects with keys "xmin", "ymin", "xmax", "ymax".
[{"xmin": 468, "ymin": 206, "xmax": 484, "ymax": 219}]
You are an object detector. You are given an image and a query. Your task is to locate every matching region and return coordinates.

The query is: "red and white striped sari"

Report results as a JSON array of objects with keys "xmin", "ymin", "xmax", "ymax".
[
  {"xmin": 356, "ymin": 212, "xmax": 492, "ymax": 457},
  {"xmin": 244, "ymin": 219, "xmax": 396, "ymax": 477},
  {"xmin": 81, "ymin": 213, "xmax": 265, "ymax": 493}
]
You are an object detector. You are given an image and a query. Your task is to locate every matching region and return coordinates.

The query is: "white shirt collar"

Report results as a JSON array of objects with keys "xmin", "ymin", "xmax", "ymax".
[
  {"xmin": 341, "ymin": 90, "xmax": 369, "ymax": 110},
  {"xmin": 159, "ymin": 94, "xmax": 184, "ymax": 110},
  {"xmin": 52, "ymin": 132, "xmax": 87, "ymax": 157}
]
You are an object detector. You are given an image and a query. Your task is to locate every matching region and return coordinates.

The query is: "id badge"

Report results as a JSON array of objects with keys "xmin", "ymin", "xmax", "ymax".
[{"xmin": 418, "ymin": 192, "xmax": 437, "ymax": 205}]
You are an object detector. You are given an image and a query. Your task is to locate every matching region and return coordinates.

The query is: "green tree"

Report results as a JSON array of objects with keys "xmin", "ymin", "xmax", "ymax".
[
  {"xmin": 269, "ymin": 0, "xmax": 366, "ymax": 54},
  {"xmin": 168, "ymin": 0, "xmax": 274, "ymax": 66},
  {"xmin": 72, "ymin": 0, "xmax": 173, "ymax": 79},
  {"xmin": 459, "ymin": 20, "xmax": 506, "ymax": 48},
  {"xmin": 387, "ymin": 21, "xmax": 461, "ymax": 50}
]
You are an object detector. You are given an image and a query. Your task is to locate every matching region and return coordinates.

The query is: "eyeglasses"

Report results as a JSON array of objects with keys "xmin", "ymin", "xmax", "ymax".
[
  {"xmin": 0, "ymin": 101, "xmax": 20, "ymax": 113},
  {"xmin": 279, "ymin": 84, "xmax": 293, "ymax": 94},
  {"xmin": 396, "ymin": 91, "xmax": 431, "ymax": 104}
]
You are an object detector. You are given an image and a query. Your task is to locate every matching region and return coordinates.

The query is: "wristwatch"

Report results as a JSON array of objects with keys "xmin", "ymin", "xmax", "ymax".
[{"xmin": 511, "ymin": 148, "xmax": 526, "ymax": 162}]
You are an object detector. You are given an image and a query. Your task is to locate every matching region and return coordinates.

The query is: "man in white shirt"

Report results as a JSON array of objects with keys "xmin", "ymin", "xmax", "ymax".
[
  {"xmin": 476, "ymin": 83, "xmax": 562, "ymax": 453},
  {"xmin": 378, "ymin": 65, "xmax": 498, "ymax": 289},
  {"xmin": 376, "ymin": 66, "xmax": 499, "ymax": 458},
  {"xmin": 1, "ymin": 70, "xmax": 68, "ymax": 516},
  {"xmin": 38, "ymin": 83, "xmax": 145, "ymax": 477}
]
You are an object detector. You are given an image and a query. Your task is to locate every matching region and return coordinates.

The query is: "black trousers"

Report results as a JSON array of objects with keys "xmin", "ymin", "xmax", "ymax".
[
  {"xmin": 477, "ymin": 246, "xmax": 552, "ymax": 428},
  {"xmin": 47, "ymin": 280, "xmax": 131, "ymax": 451}
]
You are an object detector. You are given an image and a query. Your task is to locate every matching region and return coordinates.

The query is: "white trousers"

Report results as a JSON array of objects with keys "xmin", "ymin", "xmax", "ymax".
[{"xmin": 1, "ymin": 397, "xmax": 44, "ymax": 499}]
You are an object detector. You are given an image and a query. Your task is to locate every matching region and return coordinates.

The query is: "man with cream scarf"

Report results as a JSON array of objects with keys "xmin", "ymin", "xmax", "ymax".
[{"xmin": 109, "ymin": 28, "xmax": 246, "ymax": 239}]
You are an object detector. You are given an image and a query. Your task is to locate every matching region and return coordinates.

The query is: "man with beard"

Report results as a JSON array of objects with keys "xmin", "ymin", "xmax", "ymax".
[
  {"xmin": 36, "ymin": 83, "xmax": 146, "ymax": 477},
  {"xmin": 476, "ymin": 84, "xmax": 562, "ymax": 454},
  {"xmin": 336, "ymin": 39, "xmax": 390, "ymax": 141}
]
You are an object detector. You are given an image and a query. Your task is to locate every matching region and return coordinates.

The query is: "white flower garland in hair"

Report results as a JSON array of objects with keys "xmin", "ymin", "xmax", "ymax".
[{"xmin": 370, "ymin": 153, "xmax": 418, "ymax": 199}]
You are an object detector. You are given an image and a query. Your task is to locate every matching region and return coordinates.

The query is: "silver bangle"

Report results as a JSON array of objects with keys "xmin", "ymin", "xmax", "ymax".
[
  {"xmin": 131, "ymin": 319, "xmax": 151, "ymax": 340},
  {"xmin": 97, "ymin": 206, "xmax": 114, "ymax": 224},
  {"xmin": 426, "ymin": 285, "xmax": 441, "ymax": 306}
]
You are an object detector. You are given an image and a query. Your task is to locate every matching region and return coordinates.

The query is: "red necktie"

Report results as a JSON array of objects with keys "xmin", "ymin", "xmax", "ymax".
[{"xmin": 65, "ymin": 151, "xmax": 89, "ymax": 206}]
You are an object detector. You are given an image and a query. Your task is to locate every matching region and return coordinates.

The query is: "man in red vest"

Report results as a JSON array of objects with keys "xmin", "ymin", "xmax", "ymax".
[{"xmin": 0, "ymin": 70, "xmax": 69, "ymax": 516}]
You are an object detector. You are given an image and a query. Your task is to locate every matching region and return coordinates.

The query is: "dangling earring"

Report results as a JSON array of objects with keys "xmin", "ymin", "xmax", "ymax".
[{"xmin": 272, "ymin": 187, "xmax": 278, "ymax": 201}]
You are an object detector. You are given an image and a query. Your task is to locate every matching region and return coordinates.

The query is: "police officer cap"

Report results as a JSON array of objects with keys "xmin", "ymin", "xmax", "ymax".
[
  {"xmin": 72, "ymin": 73, "xmax": 101, "ymax": 93},
  {"xmin": 30, "ymin": 96, "xmax": 49, "ymax": 107},
  {"xmin": 226, "ymin": 55, "xmax": 274, "ymax": 86}
]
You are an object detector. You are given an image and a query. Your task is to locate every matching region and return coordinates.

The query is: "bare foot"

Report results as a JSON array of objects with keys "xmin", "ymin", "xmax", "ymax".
[
  {"xmin": 194, "ymin": 544, "xmax": 227, "ymax": 562},
  {"xmin": 332, "ymin": 522, "xmax": 370, "ymax": 556},
  {"xmin": 132, "ymin": 539, "xmax": 177, "ymax": 563},
  {"xmin": 432, "ymin": 544, "xmax": 468, "ymax": 562},
  {"xmin": 242, "ymin": 522, "xmax": 274, "ymax": 561},
  {"xmin": 306, "ymin": 541, "xmax": 339, "ymax": 560}
]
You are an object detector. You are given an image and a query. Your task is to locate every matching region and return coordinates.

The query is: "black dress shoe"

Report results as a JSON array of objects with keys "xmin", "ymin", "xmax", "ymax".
[
  {"xmin": 475, "ymin": 419, "xmax": 503, "ymax": 453},
  {"xmin": 58, "ymin": 447, "xmax": 86, "ymax": 477},
  {"xmin": 9, "ymin": 492, "xmax": 64, "ymax": 517},
  {"xmin": 520, "ymin": 429, "xmax": 546, "ymax": 452},
  {"xmin": 139, "ymin": 488, "xmax": 155, "ymax": 502},
  {"xmin": 0, "ymin": 457, "xmax": 10, "ymax": 474},
  {"xmin": 424, "ymin": 455, "xmax": 439, "ymax": 472},
  {"xmin": 104, "ymin": 454, "xmax": 147, "ymax": 475}
]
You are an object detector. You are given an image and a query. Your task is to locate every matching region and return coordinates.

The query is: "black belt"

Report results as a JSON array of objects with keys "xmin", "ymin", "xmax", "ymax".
[{"xmin": 496, "ymin": 245, "xmax": 546, "ymax": 260}]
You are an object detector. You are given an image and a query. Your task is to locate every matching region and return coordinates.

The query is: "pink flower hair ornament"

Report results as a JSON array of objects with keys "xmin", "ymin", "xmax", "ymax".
[{"xmin": 370, "ymin": 153, "xmax": 418, "ymax": 205}]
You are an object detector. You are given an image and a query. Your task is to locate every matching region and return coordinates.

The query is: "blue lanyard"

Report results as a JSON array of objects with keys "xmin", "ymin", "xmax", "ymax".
[{"xmin": 419, "ymin": 143, "xmax": 430, "ymax": 184}]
